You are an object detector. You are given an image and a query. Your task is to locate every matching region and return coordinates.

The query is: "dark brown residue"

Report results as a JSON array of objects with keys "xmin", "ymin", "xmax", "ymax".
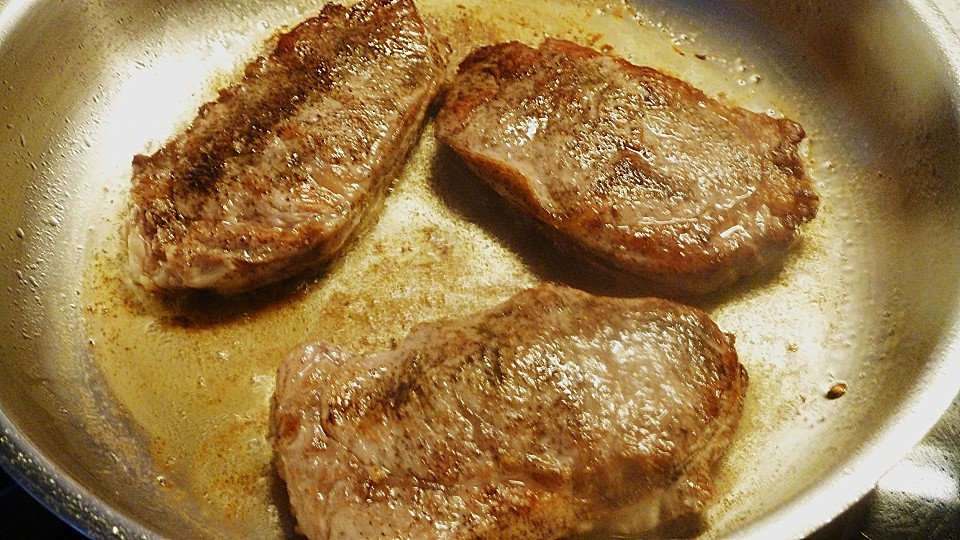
[{"xmin": 826, "ymin": 382, "xmax": 847, "ymax": 400}]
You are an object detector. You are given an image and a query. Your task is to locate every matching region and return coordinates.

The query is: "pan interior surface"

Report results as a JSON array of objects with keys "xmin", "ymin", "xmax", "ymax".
[{"xmin": 1, "ymin": 0, "xmax": 959, "ymax": 538}]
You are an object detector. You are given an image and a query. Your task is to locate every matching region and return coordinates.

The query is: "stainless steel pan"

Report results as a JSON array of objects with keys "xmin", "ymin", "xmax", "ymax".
[{"xmin": 2, "ymin": 0, "xmax": 960, "ymax": 538}]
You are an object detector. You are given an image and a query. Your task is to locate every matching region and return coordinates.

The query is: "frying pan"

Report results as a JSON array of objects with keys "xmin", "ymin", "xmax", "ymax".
[{"xmin": 1, "ymin": 0, "xmax": 959, "ymax": 538}]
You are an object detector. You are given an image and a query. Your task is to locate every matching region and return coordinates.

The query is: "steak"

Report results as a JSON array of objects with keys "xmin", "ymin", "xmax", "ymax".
[
  {"xmin": 272, "ymin": 283, "xmax": 748, "ymax": 539},
  {"xmin": 126, "ymin": 0, "xmax": 450, "ymax": 294},
  {"xmin": 435, "ymin": 39, "xmax": 819, "ymax": 295}
]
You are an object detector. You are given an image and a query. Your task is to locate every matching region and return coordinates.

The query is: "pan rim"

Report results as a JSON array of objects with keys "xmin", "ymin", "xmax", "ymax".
[
  {"xmin": 0, "ymin": 406, "xmax": 160, "ymax": 539},
  {"xmin": 730, "ymin": 0, "xmax": 960, "ymax": 536},
  {"xmin": 0, "ymin": 0, "xmax": 959, "ymax": 538}
]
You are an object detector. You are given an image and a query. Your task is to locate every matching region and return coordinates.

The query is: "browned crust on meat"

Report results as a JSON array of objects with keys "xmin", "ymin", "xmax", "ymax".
[
  {"xmin": 273, "ymin": 284, "xmax": 748, "ymax": 538},
  {"xmin": 127, "ymin": 0, "xmax": 450, "ymax": 294},
  {"xmin": 436, "ymin": 39, "xmax": 819, "ymax": 295}
]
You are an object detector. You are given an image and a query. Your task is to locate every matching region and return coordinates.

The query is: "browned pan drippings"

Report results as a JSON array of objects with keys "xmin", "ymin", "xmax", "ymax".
[{"xmin": 1, "ymin": 0, "xmax": 958, "ymax": 538}]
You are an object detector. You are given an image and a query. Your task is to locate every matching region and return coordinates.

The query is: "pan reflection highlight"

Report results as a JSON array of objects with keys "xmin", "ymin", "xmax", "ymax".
[{"xmin": 878, "ymin": 447, "xmax": 959, "ymax": 504}]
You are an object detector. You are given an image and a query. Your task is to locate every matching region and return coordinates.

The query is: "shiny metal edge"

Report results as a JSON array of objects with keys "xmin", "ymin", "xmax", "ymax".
[
  {"xmin": 0, "ymin": 408, "xmax": 156, "ymax": 539},
  {"xmin": 923, "ymin": 0, "xmax": 960, "ymax": 84},
  {"xmin": 737, "ymin": 343, "xmax": 960, "ymax": 539},
  {"xmin": 734, "ymin": 8, "xmax": 960, "ymax": 537},
  {"xmin": 0, "ymin": 0, "xmax": 957, "ymax": 538},
  {"xmin": 0, "ymin": 2, "xmax": 153, "ymax": 538}
]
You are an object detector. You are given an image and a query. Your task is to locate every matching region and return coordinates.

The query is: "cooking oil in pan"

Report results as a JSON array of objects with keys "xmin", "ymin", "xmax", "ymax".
[{"xmin": 78, "ymin": 0, "xmax": 893, "ymax": 537}]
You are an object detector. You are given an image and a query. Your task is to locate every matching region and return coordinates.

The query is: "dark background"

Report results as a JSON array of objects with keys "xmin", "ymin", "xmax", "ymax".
[{"xmin": 0, "ymin": 468, "xmax": 87, "ymax": 539}]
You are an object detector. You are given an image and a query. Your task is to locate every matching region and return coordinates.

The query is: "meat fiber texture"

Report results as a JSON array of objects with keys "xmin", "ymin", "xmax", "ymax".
[
  {"xmin": 436, "ymin": 39, "xmax": 819, "ymax": 295},
  {"xmin": 126, "ymin": 0, "xmax": 450, "ymax": 294},
  {"xmin": 273, "ymin": 283, "xmax": 748, "ymax": 539}
]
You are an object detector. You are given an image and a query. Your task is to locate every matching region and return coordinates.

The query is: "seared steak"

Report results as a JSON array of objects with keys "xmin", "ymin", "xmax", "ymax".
[
  {"xmin": 436, "ymin": 39, "xmax": 819, "ymax": 295},
  {"xmin": 273, "ymin": 283, "xmax": 747, "ymax": 539},
  {"xmin": 126, "ymin": 0, "xmax": 450, "ymax": 293}
]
